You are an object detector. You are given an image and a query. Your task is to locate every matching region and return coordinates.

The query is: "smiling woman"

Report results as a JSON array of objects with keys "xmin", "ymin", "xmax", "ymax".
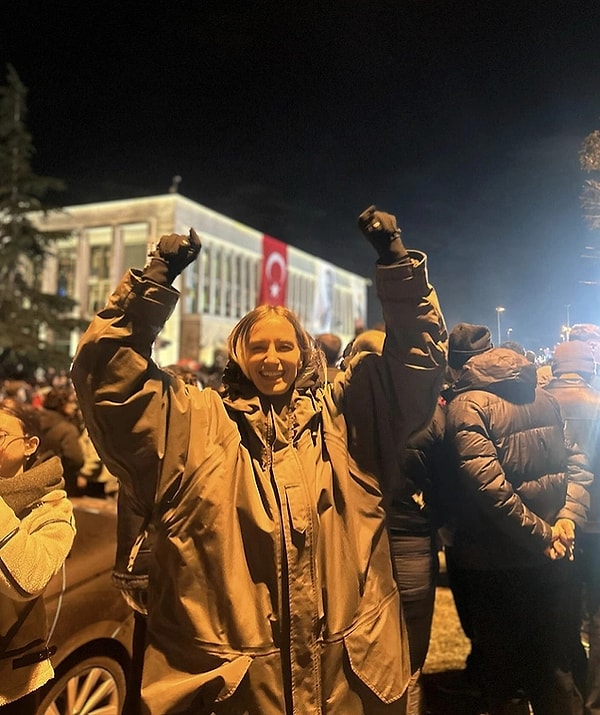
[{"xmin": 228, "ymin": 305, "xmax": 313, "ymax": 397}]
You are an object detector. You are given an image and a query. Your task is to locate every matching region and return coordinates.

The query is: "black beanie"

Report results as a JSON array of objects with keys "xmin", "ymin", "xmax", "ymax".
[
  {"xmin": 552, "ymin": 340, "xmax": 595, "ymax": 377},
  {"xmin": 448, "ymin": 323, "xmax": 493, "ymax": 370}
]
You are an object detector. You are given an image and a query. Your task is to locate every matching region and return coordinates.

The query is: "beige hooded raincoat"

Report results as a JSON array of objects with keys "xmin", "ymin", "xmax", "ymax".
[{"xmin": 72, "ymin": 250, "xmax": 447, "ymax": 715}]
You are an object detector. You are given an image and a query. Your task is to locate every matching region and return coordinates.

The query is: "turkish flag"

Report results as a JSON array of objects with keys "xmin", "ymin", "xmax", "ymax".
[{"xmin": 258, "ymin": 234, "xmax": 287, "ymax": 306}]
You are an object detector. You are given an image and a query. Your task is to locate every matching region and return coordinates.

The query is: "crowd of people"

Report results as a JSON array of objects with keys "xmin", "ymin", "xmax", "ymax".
[{"xmin": 1, "ymin": 205, "xmax": 600, "ymax": 715}]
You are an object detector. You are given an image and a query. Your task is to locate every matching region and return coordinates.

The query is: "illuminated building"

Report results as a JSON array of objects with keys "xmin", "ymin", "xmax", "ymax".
[{"xmin": 33, "ymin": 194, "xmax": 369, "ymax": 366}]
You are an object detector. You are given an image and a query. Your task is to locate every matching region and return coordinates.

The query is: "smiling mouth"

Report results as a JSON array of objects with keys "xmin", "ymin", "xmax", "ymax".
[{"xmin": 261, "ymin": 371, "xmax": 283, "ymax": 378}]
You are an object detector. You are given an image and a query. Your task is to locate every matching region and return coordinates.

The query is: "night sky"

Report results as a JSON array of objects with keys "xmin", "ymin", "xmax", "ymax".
[{"xmin": 4, "ymin": 1, "xmax": 600, "ymax": 349}]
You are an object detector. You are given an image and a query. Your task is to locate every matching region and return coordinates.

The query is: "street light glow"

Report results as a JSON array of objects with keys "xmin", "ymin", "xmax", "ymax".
[{"xmin": 496, "ymin": 306, "xmax": 505, "ymax": 346}]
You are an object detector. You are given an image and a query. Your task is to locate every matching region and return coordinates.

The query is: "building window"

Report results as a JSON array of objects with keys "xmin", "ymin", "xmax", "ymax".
[
  {"xmin": 214, "ymin": 247, "xmax": 223, "ymax": 316},
  {"xmin": 183, "ymin": 260, "xmax": 199, "ymax": 314},
  {"xmin": 122, "ymin": 223, "xmax": 150, "ymax": 273},
  {"xmin": 86, "ymin": 227, "xmax": 112, "ymax": 315},
  {"xmin": 224, "ymin": 250, "xmax": 233, "ymax": 317},
  {"xmin": 56, "ymin": 247, "xmax": 76, "ymax": 299},
  {"xmin": 200, "ymin": 245, "xmax": 212, "ymax": 315}
]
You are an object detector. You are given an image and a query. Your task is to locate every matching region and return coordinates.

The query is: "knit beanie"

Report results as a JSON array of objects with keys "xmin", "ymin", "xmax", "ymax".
[
  {"xmin": 552, "ymin": 340, "xmax": 595, "ymax": 377},
  {"xmin": 448, "ymin": 323, "xmax": 493, "ymax": 370}
]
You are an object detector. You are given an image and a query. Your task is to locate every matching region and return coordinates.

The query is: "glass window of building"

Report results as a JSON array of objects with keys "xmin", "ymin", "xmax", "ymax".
[
  {"xmin": 224, "ymin": 251, "xmax": 233, "ymax": 317},
  {"xmin": 121, "ymin": 223, "xmax": 149, "ymax": 274},
  {"xmin": 183, "ymin": 261, "xmax": 199, "ymax": 314},
  {"xmin": 200, "ymin": 245, "xmax": 212, "ymax": 314},
  {"xmin": 86, "ymin": 227, "xmax": 113, "ymax": 315},
  {"xmin": 214, "ymin": 247, "xmax": 222, "ymax": 316},
  {"xmin": 56, "ymin": 247, "xmax": 77, "ymax": 299}
]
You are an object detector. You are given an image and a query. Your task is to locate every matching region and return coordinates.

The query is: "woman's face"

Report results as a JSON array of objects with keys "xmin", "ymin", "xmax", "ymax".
[
  {"xmin": 243, "ymin": 314, "xmax": 302, "ymax": 396},
  {"xmin": 0, "ymin": 411, "xmax": 37, "ymax": 479}
]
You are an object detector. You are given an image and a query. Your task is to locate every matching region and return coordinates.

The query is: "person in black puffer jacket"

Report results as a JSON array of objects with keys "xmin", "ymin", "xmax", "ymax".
[
  {"xmin": 545, "ymin": 339, "xmax": 600, "ymax": 714},
  {"xmin": 443, "ymin": 324, "xmax": 591, "ymax": 715}
]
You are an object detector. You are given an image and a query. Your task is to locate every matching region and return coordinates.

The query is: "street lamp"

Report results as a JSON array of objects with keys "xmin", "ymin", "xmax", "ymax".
[{"xmin": 496, "ymin": 306, "xmax": 505, "ymax": 346}]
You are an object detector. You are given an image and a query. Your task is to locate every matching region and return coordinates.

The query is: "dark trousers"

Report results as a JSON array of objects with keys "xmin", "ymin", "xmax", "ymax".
[
  {"xmin": 579, "ymin": 533, "xmax": 600, "ymax": 715},
  {"xmin": 462, "ymin": 562, "xmax": 584, "ymax": 715},
  {"xmin": 390, "ymin": 532, "xmax": 439, "ymax": 715},
  {"xmin": 445, "ymin": 545, "xmax": 480, "ymax": 674}
]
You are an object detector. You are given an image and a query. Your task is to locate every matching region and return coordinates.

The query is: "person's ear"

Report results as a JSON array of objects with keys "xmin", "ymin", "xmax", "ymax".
[{"xmin": 24, "ymin": 435, "xmax": 40, "ymax": 458}]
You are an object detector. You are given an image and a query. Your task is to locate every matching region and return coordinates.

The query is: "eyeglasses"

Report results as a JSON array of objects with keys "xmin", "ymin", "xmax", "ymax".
[{"xmin": 0, "ymin": 431, "xmax": 27, "ymax": 449}]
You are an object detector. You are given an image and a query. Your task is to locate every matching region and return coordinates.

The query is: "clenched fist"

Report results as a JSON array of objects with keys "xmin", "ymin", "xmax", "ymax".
[
  {"xmin": 144, "ymin": 228, "xmax": 202, "ymax": 285},
  {"xmin": 357, "ymin": 205, "xmax": 408, "ymax": 265}
]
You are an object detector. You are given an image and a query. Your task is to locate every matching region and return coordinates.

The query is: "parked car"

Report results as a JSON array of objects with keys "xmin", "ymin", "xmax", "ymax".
[{"xmin": 35, "ymin": 495, "xmax": 133, "ymax": 715}]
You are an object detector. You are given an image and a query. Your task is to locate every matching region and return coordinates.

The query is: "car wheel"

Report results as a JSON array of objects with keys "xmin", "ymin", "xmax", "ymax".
[{"xmin": 36, "ymin": 653, "xmax": 127, "ymax": 715}]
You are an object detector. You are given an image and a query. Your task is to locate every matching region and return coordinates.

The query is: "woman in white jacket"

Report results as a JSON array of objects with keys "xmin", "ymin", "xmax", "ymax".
[{"xmin": 0, "ymin": 399, "xmax": 76, "ymax": 713}]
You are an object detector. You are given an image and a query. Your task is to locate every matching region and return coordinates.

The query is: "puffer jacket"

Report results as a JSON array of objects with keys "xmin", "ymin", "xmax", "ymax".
[
  {"xmin": 72, "ymin": 251, "xmax": 447, "ymax": 715},
  {"xmin": 0, "ymin": 456, "xmax": 76, "ymax": 706},
  {"xmin": 545, "ymin": 373, "xmax": 600, "ymax": 534},
  {"xmin": 385, "ymin": 400, "xmax": 446, "ymax": 535},
  {"xmin": 443, "ymin": 348, "xmax": 591, "ymax": 571}
]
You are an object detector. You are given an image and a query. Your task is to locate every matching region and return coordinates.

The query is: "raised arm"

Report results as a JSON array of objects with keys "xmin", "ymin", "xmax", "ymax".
[
  {"xmin": 71, "ymin": 229, "xmax": 202, "ymax": 511},
  {"xmin": 337, "ymin": 205, "xmax": 448, "ymax": 489}
]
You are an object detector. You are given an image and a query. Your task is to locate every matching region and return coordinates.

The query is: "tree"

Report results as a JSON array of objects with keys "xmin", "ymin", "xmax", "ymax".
[
  {"xmin": 0, "ymin": 65, "xmax": 84, "ymax": 381},
  {"xmin": 580, "ymin": 128, "xmax": 600, "ymax": 230}
]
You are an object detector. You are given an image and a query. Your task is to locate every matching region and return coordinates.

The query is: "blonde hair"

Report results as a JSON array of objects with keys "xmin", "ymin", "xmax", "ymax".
[{"xmin": 224, "ymin": 305, "xmax": 323, "ymax": 392}]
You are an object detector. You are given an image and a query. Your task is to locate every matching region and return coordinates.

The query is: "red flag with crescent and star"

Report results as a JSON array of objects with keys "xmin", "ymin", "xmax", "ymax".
[{"xmin": 258, "ymin": 234, "xmax": 288, "ymax": 306}]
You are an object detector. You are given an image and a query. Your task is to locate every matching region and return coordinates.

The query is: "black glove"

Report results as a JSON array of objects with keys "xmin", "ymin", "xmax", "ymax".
[
  {"xmin": 357, "ymin": 205, "xmax": 408, "ymax": 265},
  {"xmin": 143, "ymin": 228, "xmax": 202, "ymax": 285}
]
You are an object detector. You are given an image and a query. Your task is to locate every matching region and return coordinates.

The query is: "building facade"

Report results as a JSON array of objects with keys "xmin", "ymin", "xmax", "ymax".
[{"xmin": 34, "ymin": 194, "xmax": 369, "ymax": 367}]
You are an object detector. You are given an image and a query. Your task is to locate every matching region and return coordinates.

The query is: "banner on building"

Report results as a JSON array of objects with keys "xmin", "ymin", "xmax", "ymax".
[
  {"xmin": 258, "ymin": 234, "xmax": 287, "ymax": 306},
  {"xmin": 351, "ymin": 277, "xmax": 367, "ymax": 335},
  {"xmin": 312, "ymin": 260, "xmax": 335, "ymax": 334}
]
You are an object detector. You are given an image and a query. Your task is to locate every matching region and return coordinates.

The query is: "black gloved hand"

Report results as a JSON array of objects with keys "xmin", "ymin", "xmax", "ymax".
[
  {"xmin": 357, "ymin": 205, "xmax": 408, "ymax": 265},
  {"xmin": 143, "ymin": 228, "xmax": 202, "ymax": 285}
]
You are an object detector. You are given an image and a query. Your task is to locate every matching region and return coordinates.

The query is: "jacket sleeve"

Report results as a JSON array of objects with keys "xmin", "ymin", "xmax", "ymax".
[
  {"xmin": 445, "ymin": 397, "xmax": 554, "ymax": 553},
  {"xmin": 334, "ymin": 251, "xmax": 447, "ymax": 490},
  {"xmin": 71, "ymin": 269, "xmax": 184, "ymax": 512},
  {"xmin": 0, "ymin": 493, "xmax": 75, "ymax": 600},
  {"xmin": 556, "ymin": 439, "xmax": 592, "ymax": 528}
]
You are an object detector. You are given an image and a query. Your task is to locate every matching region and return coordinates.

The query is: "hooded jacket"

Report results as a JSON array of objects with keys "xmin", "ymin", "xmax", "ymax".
[
  {"xmin": 443, "ymin": 348, "xmax": 591, "ymax": 570},
  {"xmin": 37, "ymin": 408, "xmax": 84, "ymax": 496},
  {"xmin": 545, "ymin": 373, "xmax": 600, "ymax": 534},
  {"xmin": 0, "ymin": 456, "xmax": 76, "ymax": 706},
  {"xmin": 71, "ymin": 251, "xmax": 447, "ymax": 715}
]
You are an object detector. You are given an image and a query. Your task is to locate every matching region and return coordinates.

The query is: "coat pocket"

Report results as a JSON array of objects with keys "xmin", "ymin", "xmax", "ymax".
[
  {"xmin": 141, "ymin": 642, "xmax": 252, "ymax": 714},
  {"xmin": 343, "ymin": 591, "xmax": 411, "ymax": 704}
]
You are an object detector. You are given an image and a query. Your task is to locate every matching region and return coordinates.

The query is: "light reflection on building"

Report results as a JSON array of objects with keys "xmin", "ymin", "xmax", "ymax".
[{"xmin": 33, "ymin": 194, "xmax": 369, "ymax": 367}]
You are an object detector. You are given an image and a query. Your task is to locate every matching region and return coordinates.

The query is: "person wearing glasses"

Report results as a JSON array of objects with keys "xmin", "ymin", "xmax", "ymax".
[{"xmin": 0, "ymin": 398, "xmax": 76, "ymax": 714}]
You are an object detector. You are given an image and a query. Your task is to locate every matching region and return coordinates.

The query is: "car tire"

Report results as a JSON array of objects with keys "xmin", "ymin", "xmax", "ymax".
[{"xmin": 36, "ymin": 653, "xmax": 127, "ymax": 715}]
